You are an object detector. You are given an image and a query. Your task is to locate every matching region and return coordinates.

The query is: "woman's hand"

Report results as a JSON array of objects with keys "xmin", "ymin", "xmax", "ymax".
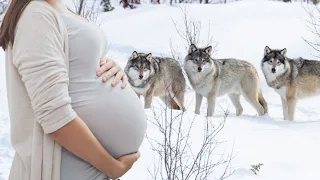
[
  {"xmin": 108, "ymin": 152, "xmax": 140, "ymax": 179},
  {"xmin": 96, "ymin": 57, "xmax": 127, "ymax": 89}
]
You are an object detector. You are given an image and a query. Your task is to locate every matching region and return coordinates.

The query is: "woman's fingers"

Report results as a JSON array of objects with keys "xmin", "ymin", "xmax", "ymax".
[
  {"xmin": 121, "ymin": 74, "xmax": 127, "ymax": 89},
  {"xmin": 97, "ymin": 57, "xmax": 127, "ymax": 87},
  {"xmin": 97, "ymin": 60, "xmax": 114, "ymax": 77},
  {"xmin": 112, "ymin": 71, "xmax": 124, "ymax": 87},
  {"xmin": 102, "ymin": 66, "xmax": 119, "ymax": 82},
  {"xmin": 135, "ymin": 151, "xmax": 140, "ymax": 159},
  {"xmin": 128, "ymin": 151, "xmax": 140, "ymax": 164},
  {"xmin": 100, "ymin": 57, "xmax": 107, "ymax": 66},
  {"xmin": 118, "ymin": 151, "xmax": 140, "ymax": 164}
]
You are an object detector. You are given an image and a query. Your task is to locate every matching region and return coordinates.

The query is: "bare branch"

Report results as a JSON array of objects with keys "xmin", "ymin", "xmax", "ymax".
[
  {"xmin": 172, "ymin": 5, "xmax": 218, "ymax": 54},
  {"xmin": 303, "ymin": 2, "xmax": 320, "ymax": 57},
  {"xmin": 73, "ymin": 0, "xmax": 100, "ymax": 23},
  {"xmin": 147, "ymin": 94, "xmax": 234, "ymax": 180}
]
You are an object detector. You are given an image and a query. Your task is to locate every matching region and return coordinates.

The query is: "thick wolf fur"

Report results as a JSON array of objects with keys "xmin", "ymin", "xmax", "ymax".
[
  {"xmin": 261, "ymin": 46, "xmax": 320, "ymax": 120},
  {"xmin": 184, "ymin": 44, "xmax": 268, "ymax": 117},
  {"xmin": 124, "ymin": 51, "xmax": 186, "ymax": 110}
]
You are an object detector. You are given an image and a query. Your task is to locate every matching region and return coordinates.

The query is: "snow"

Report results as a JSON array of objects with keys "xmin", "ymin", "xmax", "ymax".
[
  {"xmin": 1, "ymin": 0, "xmax": 320, "ymax": 179},
  {"xmin": 0, "ymin": 49, "xmax": 12, "ymax": 180}
]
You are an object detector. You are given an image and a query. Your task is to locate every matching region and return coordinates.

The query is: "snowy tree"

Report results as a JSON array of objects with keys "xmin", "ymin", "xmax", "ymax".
[
  {"xmin": 119, "ymin": 0, "xmax": 136, "ymax": 9},
  {"xmin": 0, "ymin": 0, "xmax": 9, "ymax": 16},
  {"xmin": 72, "ymin": 0, "xmax": 115, "ymax": 21},
  {"xmin": 303, "ymin": 0, "xmax": 320, "ymax": 56},
  {"xmin": 72, "ymin": 0, "xmax": 100, "ymax": 22}
]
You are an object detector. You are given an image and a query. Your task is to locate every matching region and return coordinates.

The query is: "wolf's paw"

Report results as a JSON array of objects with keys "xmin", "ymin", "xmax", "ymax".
[
  {"xmin": 236, "ymin": 108, "xmax": 243, "ymax": 116},
  {"xmin": 181, "ymin": 107, "xmax": 186, "ymax": 112},
  {"xmin": 257, "ymin": 108, "xmax": 265, "ymax": 116},
  {"xmin": 195, "ymin": 110, "xmax": 200, "ymax": 115},
  {"xmin": 207, "ymin": 112, "xmax": 214, "ymax": 117},
  {"xmin": 285, "ymin": 117, "xmax": 294, "ymax": 121}
]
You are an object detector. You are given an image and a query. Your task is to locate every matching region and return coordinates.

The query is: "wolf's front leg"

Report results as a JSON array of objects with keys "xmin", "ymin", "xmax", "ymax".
[
  {"xmin": 207, "ymin": 83, "xmax": 218, "ymax": 117},
  {"xmin": 144, "ymin": 87, "xmax": 155, "ymax": 109},
  {"xmin": 287, "ymin": 97, "xmax": 297, "ymax": 121},
  {"xmin": 195, "ymin": 92, "xmax": 203, "ymax": 115},
  {"xmin": 281, "ymin": 97, "xmax": 288, "ymax": 120},
  {"xmin": 207, "ymin": 95, "xmax": 216, "ymax": 117}
]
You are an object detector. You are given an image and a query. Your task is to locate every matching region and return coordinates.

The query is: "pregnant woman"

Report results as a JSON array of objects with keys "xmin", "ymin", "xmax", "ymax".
[{"xmin": 1, "ymin": 0, "xmax": 147, "ymax": 180}]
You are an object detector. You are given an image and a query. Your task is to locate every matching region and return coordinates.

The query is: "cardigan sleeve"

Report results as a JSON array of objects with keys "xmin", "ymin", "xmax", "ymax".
[{"xmin": 12, "ymin": 10, "xmax": 77, "ymax": 134}]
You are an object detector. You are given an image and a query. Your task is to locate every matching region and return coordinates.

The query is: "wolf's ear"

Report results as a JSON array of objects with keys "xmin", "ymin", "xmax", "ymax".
[
  {"xmin": 131, "ymin": 51, "xmax": 139, "ymax": 60},
  {"xmin": 280, "ymin": 48, "xmax": 287, "ymax": 56},
  {"xmin": 204, "ymin": 46, "xmax": 213, "ymax": 55},
  {"xmin": 264, "ymin": 46, "xmax": 271, "ymax": 56},
  {"xmin": 146, "ymin": 53, "xmax": 152, "ymax": 62},
  {"xmin": 188, "ymin": 44, "xmax": 197, "ymax": 54}
]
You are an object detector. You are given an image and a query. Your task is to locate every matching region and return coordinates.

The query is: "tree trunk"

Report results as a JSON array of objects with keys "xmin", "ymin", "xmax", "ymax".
[
  {"xmin": 120, "ymin": 0, "xmax": 135, "ymax": 8},
  {"xmin": 77, "ymin": 0, "xmax": 85, "ymax": 15}
]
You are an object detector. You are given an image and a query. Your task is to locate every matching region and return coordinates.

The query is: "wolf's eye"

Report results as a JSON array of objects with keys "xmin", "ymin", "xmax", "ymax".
[
  {"xmin": 276, "ymin": 60, "xmax": 281, "ymax": 65},
  {"xmin": 194, "ymin": 59, "xmax": 198, "ymax": 62},
  {"xmin": 268, "ymin": 60, "xmax": 273, "ymax": 64},
  {"xmin": 134, "ymin": 66, "xmax": 139, "ymax": 70}
]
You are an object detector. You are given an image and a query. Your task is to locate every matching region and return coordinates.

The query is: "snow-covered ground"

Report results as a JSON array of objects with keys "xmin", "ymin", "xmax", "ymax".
[{"xmin": 2, "ymin": 0, "xmax": 320, "ymax": 179}]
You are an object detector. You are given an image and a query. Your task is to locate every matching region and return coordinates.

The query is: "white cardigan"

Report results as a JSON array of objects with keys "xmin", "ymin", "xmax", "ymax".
[{"xmin": 5, "ymin": 1, "xmax": 77, "ymax": 179}]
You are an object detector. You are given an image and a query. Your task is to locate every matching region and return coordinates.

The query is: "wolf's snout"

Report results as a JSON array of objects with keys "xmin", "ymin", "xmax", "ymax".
[
  {"xmin": 198, "ymin": 67, "xmax": 202, "ymax": 72},
  {"xmin": 139, "ymin": 75, "xmax": 144, "ymax": 79},
  {"xmin": 271, "ymin": 68, "xmax": 276, "ymax": 73}
]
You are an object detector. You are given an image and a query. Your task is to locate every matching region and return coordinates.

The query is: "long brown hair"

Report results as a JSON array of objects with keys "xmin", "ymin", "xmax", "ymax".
[{"xmin": 0, "ymin": 0, "xmax": 32, "ymax": 51}]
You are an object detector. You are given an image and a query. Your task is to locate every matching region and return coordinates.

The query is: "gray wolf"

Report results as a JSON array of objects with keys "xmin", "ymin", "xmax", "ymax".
[
  {"xmin": 261, "ymin": 46, "xmax": 320, "ymax": 120},
  {"xmin": 184, "ymin": 44, "xmax": 268, "ymax": 117},
  {"xmin": 125, "ymin": 51, "xmax": 186, "ymax": 110}
]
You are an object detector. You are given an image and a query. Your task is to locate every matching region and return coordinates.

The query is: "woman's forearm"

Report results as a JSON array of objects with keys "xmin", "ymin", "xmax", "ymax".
[{"xmin": 49, "ymin": 116, "xmax": 121, "ymax": 179}]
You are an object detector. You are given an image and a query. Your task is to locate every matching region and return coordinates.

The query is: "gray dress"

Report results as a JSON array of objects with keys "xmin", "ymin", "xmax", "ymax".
[{"xmin": 59, "ymin": 12, "xmax": 147, "ymax": 180}]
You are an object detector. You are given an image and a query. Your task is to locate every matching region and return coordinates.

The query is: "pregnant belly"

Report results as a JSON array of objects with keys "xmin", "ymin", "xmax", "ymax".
[{"xmin": 69, "ymin": 76, "xmax": 147, "ymax": 159}]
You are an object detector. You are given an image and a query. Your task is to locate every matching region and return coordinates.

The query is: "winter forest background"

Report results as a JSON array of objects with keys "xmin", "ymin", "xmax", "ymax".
[
  {"xmin": 1, "ymin": 0, "xmax": 318, "ymax": 18},
  {"xmin": 1, "ymin": 0, "xmax": 320, "ymax": 180}
]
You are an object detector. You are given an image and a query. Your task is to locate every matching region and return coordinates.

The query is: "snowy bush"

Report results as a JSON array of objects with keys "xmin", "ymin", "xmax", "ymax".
[
  {"xmin": 146, "ymin": 103, "xmax": 234, "ymax": 180},
  {"xmin": 250, "ymin": 163, "xmax": 264, "ymax": 175},
  {"xmin": 172, "ymin": 6, "xmax": 217, "ymax": 56},
  {"xmin": 72, "ymin": 0, "xmax": 102, "ymax": 22},
  {"xmin": 303, "ymin": 2, "xmax": 320, "ymax": 57},
  {"xmin": 0, "ymin": 0, "xmax": 9, "ymax": 16},
  {"xmin": 0, "ymin": 0, "xmax": 8, "ymax": 13}
]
